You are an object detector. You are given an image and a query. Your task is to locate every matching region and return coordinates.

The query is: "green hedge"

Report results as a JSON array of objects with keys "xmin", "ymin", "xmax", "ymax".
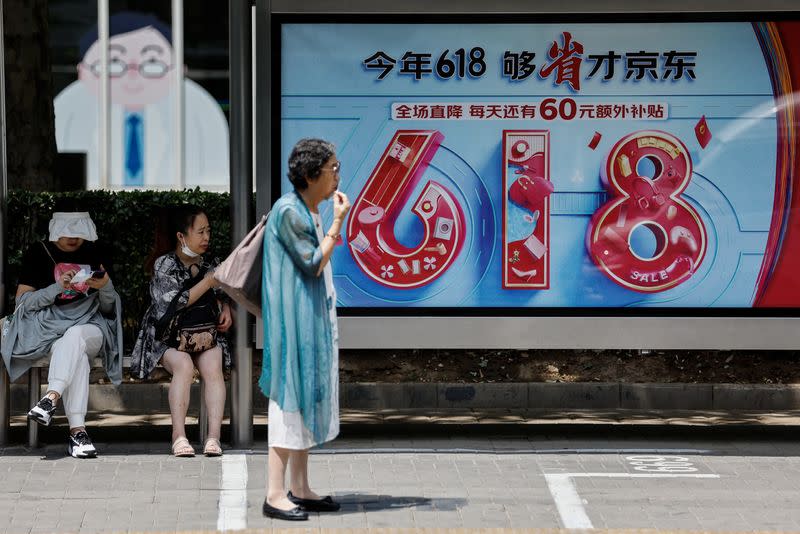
[{"xmin": 6, "ymin": 189, "xmax": 245, "ymax": 351}]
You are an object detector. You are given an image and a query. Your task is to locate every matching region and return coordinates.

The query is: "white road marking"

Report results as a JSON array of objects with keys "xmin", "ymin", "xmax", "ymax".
[
  {"xmin": 545, "ymin": 473, "xmax": 593, "ymax": 528},
  {"xmin": 217, "ymin": 454, "xmax": 249, "ymax": 531},
  {"xmin": 301, "ymin": 447, "xmax": 713, "ymax": 455},
  {"xmin": 564, "ymin": 473, "xmax": 719, "ymax": 478},
  {"xmin": 545, "ymin": 472, "xmax": 720, "ymax": 529},
  {"xmin": 626, "ymin": 455, "xmax": 698, "ymax": 472}
]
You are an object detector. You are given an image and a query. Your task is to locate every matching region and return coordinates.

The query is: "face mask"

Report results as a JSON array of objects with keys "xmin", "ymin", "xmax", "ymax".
[{"xmin": 180, "ymin": 237, "xmax": 201, "ymax": 258}]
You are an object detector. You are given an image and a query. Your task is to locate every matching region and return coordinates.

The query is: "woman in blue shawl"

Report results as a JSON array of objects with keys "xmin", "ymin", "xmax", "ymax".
[{"xmin": 260, "ymin": 138, "xmax": 350, "ymax": 521}]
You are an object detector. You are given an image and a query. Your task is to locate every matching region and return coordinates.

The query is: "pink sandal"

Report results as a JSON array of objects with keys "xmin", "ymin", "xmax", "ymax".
[
  {"xmin": 171, "ymin": 437, "xmax": 195, "ymax": 457},
  {"xmin": 203, "ymin": 437, "xmax": 223, "ymax": 457}
]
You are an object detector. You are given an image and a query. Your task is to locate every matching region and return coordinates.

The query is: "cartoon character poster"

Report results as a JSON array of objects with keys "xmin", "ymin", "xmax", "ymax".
[
  {"xmin": 279, "ymin": 21, "xmax": 800, "ymax": 308},
  {"xmin": 54, "ymin": 11, "xmax": 229, "ymax": 190}
]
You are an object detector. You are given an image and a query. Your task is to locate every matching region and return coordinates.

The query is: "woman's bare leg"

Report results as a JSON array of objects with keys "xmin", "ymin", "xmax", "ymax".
[
  {"xmin": 193, "ymin": 346, "xmax": 225, "ymax": 440},
  {"xmin": 267, "ymin": 446, "xmax": 297, "ymax": 510},
  {"xmin": 161, "ymin": 349, "xmax": 195, "ymax": 443},
  {"xmin": 288, "ymin": 449, "xmax": 322, "ymax": 500}
]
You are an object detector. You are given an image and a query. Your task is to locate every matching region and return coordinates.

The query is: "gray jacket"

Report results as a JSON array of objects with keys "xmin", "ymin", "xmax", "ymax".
[{"xmin": 0, "ymin": 281, "xmax": 124, "ymax": 383}]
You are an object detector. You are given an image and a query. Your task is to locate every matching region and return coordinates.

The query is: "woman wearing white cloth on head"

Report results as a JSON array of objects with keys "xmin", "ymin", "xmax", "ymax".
[{"xmin": 0, "ymin": 211, "xmax": 123, "ymax": 458}]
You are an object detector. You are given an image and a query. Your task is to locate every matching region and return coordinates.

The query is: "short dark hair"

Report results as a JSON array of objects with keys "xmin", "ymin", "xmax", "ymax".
[
  {"xmin": 287, "ymin": 138, "xmax": 336, "ymax": 191},
  {"xmin": 145, "ymin": 204, "xmax": 206, "ymax": 273},
  {"xmin": 79, "ymin": 11, "xmax": 173, "ymax": 59}
]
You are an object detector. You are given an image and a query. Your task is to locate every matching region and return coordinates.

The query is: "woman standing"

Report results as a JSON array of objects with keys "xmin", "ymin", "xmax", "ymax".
[
  {"xmin": 260, "ymin": 139, "xmax": 350, "ymax": 521},
  {"xmin": 131, "ymin": 205, "xmax": 232, "ymax": 457}
]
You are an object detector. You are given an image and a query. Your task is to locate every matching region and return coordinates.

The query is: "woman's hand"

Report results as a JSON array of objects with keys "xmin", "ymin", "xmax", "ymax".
[
  {"xmin": 186, "ymin": 269, "xmax": 220, "ymax": 308},
  {"xmin": 204, "ymin": 269, "xmax": 220, "ymax": 289},
  {"xmin": 58, "ymin": 269, "xmax": 78, "ymax": 290},
  {"xmin": 85, "ymin": 265, "xmax": 110, "ymax": 290},
  {"xmin": 332, "ymin": 191, "xmax": 351, "ymax": 222},
  {"xmin": 217, "ymin": 302, "xmax": 233, "ymax": 333}
]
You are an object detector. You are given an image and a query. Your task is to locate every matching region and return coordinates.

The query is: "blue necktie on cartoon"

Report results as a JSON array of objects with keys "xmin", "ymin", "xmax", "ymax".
[{"xmin": 124, "ymin": 113, "xmax": 144, "ymax": 186}]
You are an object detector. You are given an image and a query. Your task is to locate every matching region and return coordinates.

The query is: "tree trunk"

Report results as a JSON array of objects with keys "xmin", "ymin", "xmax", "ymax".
[{"xmin": 3, "ymin": 0, "xmax": 57, "ymax": 191}]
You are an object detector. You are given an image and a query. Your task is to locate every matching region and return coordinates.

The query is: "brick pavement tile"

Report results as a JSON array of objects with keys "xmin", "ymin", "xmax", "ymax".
[
  {"xmin": 54, "ymin": 506, "xmax": 84, "ymax": 518},
  {"xmin": 319, "ymin": 511, "xmax": 369, "ymax": 528},
  {"xmin": 417, "ymin": 513, "xmax": 463, "ymax": 528},
  {"xmin": 364, "ymin": 507, "xmax": 416, "ymax": 528},
  {"xmin": 461, "ymin": 516, "xmax": 512, "ymax": 528},
  {"xmin": 151, "ymin": 518, "xmax": 181, "ymax": 531},
  {"xmin": 25, "ymin": 522, "xmax": 59, "ymax": 533},
  {"xmin": 121, "ymin": 516, "xmax": 155, "ymax": 532},
  {"xmin": 8, "ymin": 507, "xmax": 37, "ymax": 519},
  {"xmin": 3, "ymin": 439, "xmax": 800, "ymax": 531},
  {"xmin": 25, "ymin": 509, "xmax": 60, "ymax": 521},
  {"xmin": 8, "ymin": 523, "xmax": 34, "ymax": 534}
]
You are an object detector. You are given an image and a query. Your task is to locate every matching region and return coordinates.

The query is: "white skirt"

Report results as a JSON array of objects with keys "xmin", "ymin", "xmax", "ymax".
[{"xmin": 267, "ymin": 375, "xmax": 339, "ymax": 450}]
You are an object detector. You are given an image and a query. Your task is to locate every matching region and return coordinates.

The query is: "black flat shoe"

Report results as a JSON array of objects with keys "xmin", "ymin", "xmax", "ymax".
[
  {"xmin": 287, "ymin": 491, "xmax": 341, "ymax": 512},
  {"xmin": 262, "ymin": 500, "xmax": 308, "ymax": 521}
]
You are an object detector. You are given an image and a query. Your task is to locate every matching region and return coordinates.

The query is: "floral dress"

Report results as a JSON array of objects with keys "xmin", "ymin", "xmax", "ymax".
[{"xmin": 131, "ymin": 252, "xmax": 230, "ymax": 378}]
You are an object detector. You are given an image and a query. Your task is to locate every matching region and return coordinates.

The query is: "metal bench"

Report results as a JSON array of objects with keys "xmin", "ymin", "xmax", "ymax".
[{"xmin": 0, "ymin": 356, "xmax": 208, "ymax": 447}]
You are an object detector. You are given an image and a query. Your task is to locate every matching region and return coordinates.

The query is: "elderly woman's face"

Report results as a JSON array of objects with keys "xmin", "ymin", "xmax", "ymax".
[
  {"xmin": 55, "ymin": 237, "xmax": 85, "ymax": 252},
  {"xmin": 179, "ymin": 212, "xmax": 211, "ymax": 255},
  {"xmin": 308, "ymin": 155, "xmax": 340, "ymax": 200}
]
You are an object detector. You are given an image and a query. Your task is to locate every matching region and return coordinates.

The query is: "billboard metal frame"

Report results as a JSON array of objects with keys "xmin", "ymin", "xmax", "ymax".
[{"xmin": 257, "ymin": 0, "xmax": 800, "ymax": 349}]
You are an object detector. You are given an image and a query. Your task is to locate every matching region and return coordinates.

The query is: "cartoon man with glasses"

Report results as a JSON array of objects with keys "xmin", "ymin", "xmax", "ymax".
[{"xmin": 54, "ymin": 12, "xmax": 229, "ymax": 189}]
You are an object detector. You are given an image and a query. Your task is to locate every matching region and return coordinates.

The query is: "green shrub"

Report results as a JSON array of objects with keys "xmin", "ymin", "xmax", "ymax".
[{"xmin": 5, "ymin": 189, "xmax": 247, "ymax": 351}]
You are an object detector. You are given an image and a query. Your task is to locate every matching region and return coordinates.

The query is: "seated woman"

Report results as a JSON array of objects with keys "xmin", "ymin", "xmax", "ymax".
[
  {"xmin": 131, "ymin": 205, "xmax": 232, "ymax": 457},
  {"xmin": 1, "ymin": 210, "xmax": 123, "ymax": 458}
]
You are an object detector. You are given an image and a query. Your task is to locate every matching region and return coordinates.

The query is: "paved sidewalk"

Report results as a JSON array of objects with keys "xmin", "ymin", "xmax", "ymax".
[
  {"xmin": 2, "ymin": 417, "xmax": 800, "ymax": 532},
  {"xmin": 2, "ymin": 437, "xmax": 800, "ymax": 532}
]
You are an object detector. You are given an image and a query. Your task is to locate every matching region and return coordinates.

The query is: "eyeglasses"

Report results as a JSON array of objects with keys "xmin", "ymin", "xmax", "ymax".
[
  {"xmin": 321, "ymin": 162, "xmax": 341, "ymax": 175},
  {"xmin": 88, "ymin": 58, "xmax": 173, "ymax": 78}
]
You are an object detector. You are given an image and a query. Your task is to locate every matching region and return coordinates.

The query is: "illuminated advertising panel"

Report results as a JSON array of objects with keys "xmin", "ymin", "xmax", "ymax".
[{"xmin": 279, "ymin": 20, "xmax": 800, "ymax": 309}]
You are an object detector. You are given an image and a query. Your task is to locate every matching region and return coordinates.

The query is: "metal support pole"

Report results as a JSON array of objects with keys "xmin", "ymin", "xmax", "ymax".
[
  {"xmin": 229, "ymin": 0, "xmax": 254, "ymax": 447},
  {"xmin": 198, "ymin": 380, "xmax": 207, "ymax": 444},
  {"xmin": 171, "ymin": 0, "xmax": 185, "ymax": 189},
  {"xmin": 98, "ymin": 0, "xmax": 109, "ymax": 189},
  {"xmin": 27, "ymin": 369, "xmax": 40, "ymax": 448},
  {"xmin": 255, "ymin": 0, "xmax": 272, "ymax": 219},
  {"xmin": 0, "ymin": 0, "xmax": 10, "ymax": 446},
  {"xmin": 253, "ymin": 2, "xmax": 273, "ymax": 395},
  {"xmin": 0, "ymin": 361, "xmax": 8, "ymax": 446}
]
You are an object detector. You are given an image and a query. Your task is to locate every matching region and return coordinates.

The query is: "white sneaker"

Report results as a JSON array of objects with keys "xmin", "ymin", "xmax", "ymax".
[
  {"xmin": 67, "ymin": 430, "xmax": 97, "ymax": 458},
  {"xmin": 27, "ymin": 395, "xmax": 57, "ymax": 426}
]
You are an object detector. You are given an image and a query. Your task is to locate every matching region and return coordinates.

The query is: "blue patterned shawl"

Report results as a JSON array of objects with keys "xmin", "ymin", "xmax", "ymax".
[{"xmin": 259, "ymin": 191, "xmax": 334, "ymax": 445}]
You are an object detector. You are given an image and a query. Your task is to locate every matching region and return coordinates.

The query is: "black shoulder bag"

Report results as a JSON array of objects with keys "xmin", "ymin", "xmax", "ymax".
[{"xmin": 155, "ymin": 263, "xmax": 220, "ymax": 353}]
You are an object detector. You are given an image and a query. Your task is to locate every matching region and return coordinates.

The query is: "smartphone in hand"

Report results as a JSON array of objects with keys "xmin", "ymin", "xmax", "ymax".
[{"xmin": 91, "ymin": 270, "xmax": 106, "ymax": 279}]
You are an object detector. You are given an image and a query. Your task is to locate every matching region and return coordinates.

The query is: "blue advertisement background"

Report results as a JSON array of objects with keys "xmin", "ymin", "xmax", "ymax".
[{"xmin": 280, "ymin": 22, "xmax": 777, "ymax": 307}]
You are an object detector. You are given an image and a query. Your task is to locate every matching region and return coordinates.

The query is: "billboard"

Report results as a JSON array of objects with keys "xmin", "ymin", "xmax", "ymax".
[{"xmin": 279, "ymin": 19, "xmax": 800, "ymax": 309}]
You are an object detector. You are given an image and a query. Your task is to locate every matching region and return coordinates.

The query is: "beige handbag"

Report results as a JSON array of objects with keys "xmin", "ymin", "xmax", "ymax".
[{"xmin": 214, "ymin": 213, "xmax": 268, "ymax": 317}]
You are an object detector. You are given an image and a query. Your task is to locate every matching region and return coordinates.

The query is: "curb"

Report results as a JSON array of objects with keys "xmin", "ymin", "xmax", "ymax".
[
  {"xmin": 9, "ymin": 381, "xmax": 800, "ymax": 414},
  {"xmin": 343, "ymin": 382, "xmax": 800, "ymax": 411}
]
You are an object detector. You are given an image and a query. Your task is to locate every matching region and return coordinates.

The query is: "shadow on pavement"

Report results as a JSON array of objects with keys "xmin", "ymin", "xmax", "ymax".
[{"xmin": 333, "ymin": 493, "xmax": 466, "ymax": 514}]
